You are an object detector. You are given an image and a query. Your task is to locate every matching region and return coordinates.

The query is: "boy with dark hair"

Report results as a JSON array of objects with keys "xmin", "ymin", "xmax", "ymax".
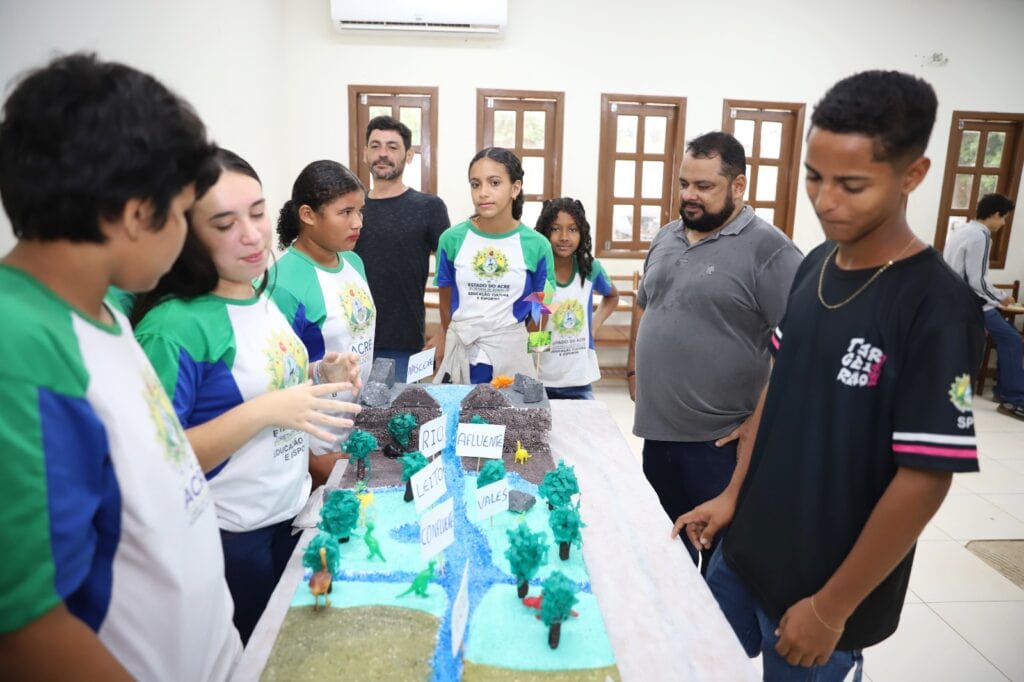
[
  {"xmin": 944, "ymin": 192, "xmax": 1022, "ymax": 419},
  {"xmin": 676, "ymin": 70, "xmax": 983, "ymax": 680},
  {"xmin": 355, "ymin": 114, "xmax": 450, "ymax": 381},
  {"xmin": 0, "ymin": 54, "xmax": 241, "ymax": 679}
]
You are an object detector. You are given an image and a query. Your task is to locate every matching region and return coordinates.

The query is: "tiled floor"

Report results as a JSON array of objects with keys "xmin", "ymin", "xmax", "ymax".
[{"xmin": 592, "ymin": 382, "xmax": 1024, "ymax": 682}]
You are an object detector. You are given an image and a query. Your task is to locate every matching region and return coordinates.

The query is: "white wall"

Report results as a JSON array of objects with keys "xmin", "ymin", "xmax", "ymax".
[{"xmin": 3, "ymin": 0, "xmax": 1024, "ymax": 280}]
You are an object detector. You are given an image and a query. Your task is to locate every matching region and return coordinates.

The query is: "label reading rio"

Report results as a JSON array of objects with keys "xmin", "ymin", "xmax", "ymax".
[{"xmin": 418, "ymin": 414, "xmax": 446, "ymax": 458}]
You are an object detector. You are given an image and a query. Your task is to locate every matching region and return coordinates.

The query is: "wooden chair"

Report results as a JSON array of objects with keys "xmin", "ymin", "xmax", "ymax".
[{"xmin": 976, "ymin": 280, "xmax": 1023, "ymax": 396}]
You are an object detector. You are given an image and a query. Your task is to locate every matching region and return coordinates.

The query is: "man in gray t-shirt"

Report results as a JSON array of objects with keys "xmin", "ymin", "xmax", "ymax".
[{"xmin": 627, "ymin": 131, "xmax": 801, "ymax": 571}]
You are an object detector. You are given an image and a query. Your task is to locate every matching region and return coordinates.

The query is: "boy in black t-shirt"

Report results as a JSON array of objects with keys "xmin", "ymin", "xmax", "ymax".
[{"xmin": 674, "ymin": 71, "xmax": 983, "ymax": 680}]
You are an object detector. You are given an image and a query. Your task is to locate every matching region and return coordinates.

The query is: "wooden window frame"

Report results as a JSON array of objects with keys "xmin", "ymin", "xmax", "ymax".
[
  {"xmin": 475, "ymin": 88, "xmax": 565, "ymax": 212},
  {"xmin": 721, "ymin": 99, "xmax": 805, "ymax": 237},
  {"xmin": 347, "ymin": 85, "xmax": 439, "ymax": 194},
  {"xmin": 596, "ymin": 93, "xmax": 686, "ymax": 259},
  {"xmin": 934, "ymin": 111, "xmax": 1024, "ymax": 269}
]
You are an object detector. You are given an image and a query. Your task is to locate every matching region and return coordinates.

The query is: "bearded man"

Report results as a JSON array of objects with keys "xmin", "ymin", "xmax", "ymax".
[
  {"xmin": 626, "ymin": 131, "xmax": 802, "ymax": 572},
  {"xmin": 354, "ymin": 115, "xmax": 450, "ymax": 381}
]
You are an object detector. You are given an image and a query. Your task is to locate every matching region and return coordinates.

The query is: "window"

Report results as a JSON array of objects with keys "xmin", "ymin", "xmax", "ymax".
[
  {"xmin": 476, "ymin": 89, "xmax": 564, "ymax": 228},
  {"xmin": 347, "ymin": 85, "xmax": 439, "ymax": 194},
  {"xmin": 596, "ymin": 94, "xmax": 686, "ymax": 258},
  {"xmin": 935, "ymin": 111, "xmax": 1024, "ymax": 268},
  {"xmin": 721, "ymin": 100, "xmax": 805, "ymax": 237}
]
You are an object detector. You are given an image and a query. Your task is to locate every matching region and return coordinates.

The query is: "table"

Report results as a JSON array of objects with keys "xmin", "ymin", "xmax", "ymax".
[{"xmin": 234, "ymin": 400, "xmax": 757, "ymax": 681}]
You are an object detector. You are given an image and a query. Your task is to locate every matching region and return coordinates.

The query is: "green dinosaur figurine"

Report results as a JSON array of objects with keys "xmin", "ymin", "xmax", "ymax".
[
  {"xmin": 363, "ymin": 520, "xmax": 386, "ymax": 562},
  {"xmin": 396, "ymin": 560, "xmax": 437, "ymax": 598}
]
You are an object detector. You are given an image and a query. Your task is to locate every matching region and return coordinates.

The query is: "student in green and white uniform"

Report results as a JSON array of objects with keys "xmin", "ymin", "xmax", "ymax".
[
  {"xmin": 434, "ymin": 147, "xmax": 556, "ymax": 384},
  {"xmin": 0, "ymin": 54, "xmax": 241, "ymax": 680},
  {"xmin": 132, "ymin": 150, "xmax": 359, "ymax": 645},
  {"xmin": 270, "ymin": 160, "xmax": 373, "ymax": 484},
  {"xmin": 535, "ymin": 198, "xmax": 620, "ymax": 400}
]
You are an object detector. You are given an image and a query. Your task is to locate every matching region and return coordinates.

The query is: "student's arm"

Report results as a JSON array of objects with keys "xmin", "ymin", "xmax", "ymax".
[
  {"xmin": 590, "ymin": 263, "xmax": 620, "ymax": 335},
  {"xmin": 185, "ymin": 380, "xmax": 359, "ymax": 469},
  {"xmin": 626, "ymin": 304, "xmax": 643, "ymax": 402},
  {"xmin": 671, "ymin": 381, "xmax": 768, "ymax": 546},
  {"xmin": 774, "ymin": 467, "xmax": 951, "ymax": 666},
  {"xmin": 963, "ymin": 232, "xmax": 1007, "ymax": 307},
  {"xmin": 0, "ymin": 604, "xmax": 132, "ymax": 681},
  {"xmin": 433, "ymin": 287, "xmax": 452, "ymax": 366},
  {"xmin": 591, "ymin": 284, "xmax": 619, "ymax": 334}
]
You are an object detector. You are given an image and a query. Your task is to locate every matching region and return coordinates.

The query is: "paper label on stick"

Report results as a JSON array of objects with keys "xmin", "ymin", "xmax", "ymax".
[
  {"xmin": 419, "ymin": 497, "xmax": 454, "ymax": 560},
  {"xmin": 475, "ymin": 479, "xmax": 509, "ymax": 521},
  {"xmin": 455, "ymin": 423, "xmax": 506, "ymax": 459},
  {"xmin": 451, "ymin": 561, "xmax": 470, "ymax": 656},
  {"xmin": 411, "ymin": 455, "xmax": 447, "ymax": 513},
  {"xmin": 418, "ymin": 414, "xmax": 446, "ymax": 457},
  {"xmin": 406, "ymin": 348, "xmax": 435, "ymax": 383}
]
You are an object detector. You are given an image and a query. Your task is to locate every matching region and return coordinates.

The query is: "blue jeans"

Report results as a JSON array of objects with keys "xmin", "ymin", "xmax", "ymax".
[
  {"xmin": 545, "ymin": 384, "xmax": 595, "ymax": 400},
  {"xmin": 707, "ymin": 547, "xmax": 863, "ymax": 682},
  {"xmin": 220, "ymin": 519, "xmax": 299, "ymax": 644},
  {"xmin": 374, "ymin": 348, "xmax": 411, "ymax": 383},
  {"xmin": 642, "ymin": 438, "xmax": 737, "ymax": 572},
  {"xmin": 984, "ymin": 308, "xmax": 1024, "ymax": 403}
]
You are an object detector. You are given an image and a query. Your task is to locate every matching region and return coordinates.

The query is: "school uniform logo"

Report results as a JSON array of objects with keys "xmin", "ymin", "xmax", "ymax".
[
  {"xmin": 837, "ymin": 337, "xmax": 887, "ymax": 387},
  {"xmin": 472, "ymin": 247, "xmax": 509, "ymax": 279},
  {"xmin": 552, "ymin": 299, "xmax": 586, "ymax": 336},
  {"xmin": 265, "ymin": 330, "xmax": 308, "ymax": 390},
  {"xmin": 339, "ymin": 284, "xmax": 375, "ymax": 334},
  {"xmin": 948, "ymin": 374, "xmax": 973, "ymax": 413},
  {"xmin": 143, "ymin": 371, "xmax": 210, "ymax": 522}
]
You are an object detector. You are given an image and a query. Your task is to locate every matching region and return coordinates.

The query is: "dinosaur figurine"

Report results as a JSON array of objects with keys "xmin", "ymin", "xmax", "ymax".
[
  {"xmin": 514, "ymin": 440, "xmax": 531, "ymax": 465},
  {"xmin": 397, "ymin": 560, "xmax": 436, "ymax": 598},
  {"xmin": 309, "ymin": 547, "xmax": 333, "ymax": 611},
  {"xmin": 522, "ymin": 594, "xmax": 578, "ymax": 619},
  {"xmin": 363, "ymin": 520, "xmax": 386, "ymax": 562}
]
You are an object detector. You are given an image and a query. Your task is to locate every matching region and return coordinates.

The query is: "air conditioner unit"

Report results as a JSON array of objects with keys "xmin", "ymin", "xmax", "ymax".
[{"xmin": 330, "ymin": 0, "xmax": 507, "ymax": 35}]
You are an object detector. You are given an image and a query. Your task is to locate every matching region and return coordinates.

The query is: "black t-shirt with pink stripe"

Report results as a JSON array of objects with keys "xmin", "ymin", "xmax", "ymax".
[{"xmin": 724, "ymin": 243, "xmax": 984, "ymax": 650}]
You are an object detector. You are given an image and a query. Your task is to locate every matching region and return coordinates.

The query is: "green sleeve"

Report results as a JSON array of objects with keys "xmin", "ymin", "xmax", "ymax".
[
  {"xmin": 342, "ymin": 251, "xmax": 368, "ymax": 281},
  {"xmin": 270, "ymin": 253, "xmax": 326, "ymax": 328},
  {"xmin": 135, "ymin": 332, "xmax": 185, "ymax": 400},
  {"xmin": 0, "ymin": 378, "xmax": 60, "ymax": 632}
]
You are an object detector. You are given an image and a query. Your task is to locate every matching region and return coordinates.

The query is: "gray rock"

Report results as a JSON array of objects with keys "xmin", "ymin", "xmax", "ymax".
[
  {"xmin": 508, "ymin": 489, "xmax": 536, "ymax": 513},
  {"xmin": 521, "ymin": 377, "xmax": 545, "ymax": 403},
  {"xmin": 513, "ymin": 373, "xmax": 531, "ymax": 393},
  {"xmin": 368, "ymin": 358, "xmax": 396, "ymax": 388},
  {"xmin": 359, "ymin": 381, "xmax": 391, "ymax": 407}
]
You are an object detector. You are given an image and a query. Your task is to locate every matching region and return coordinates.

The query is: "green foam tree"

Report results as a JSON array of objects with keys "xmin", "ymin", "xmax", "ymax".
[
  {"xmin": 469, "ymin": 414, "xmax": 489, "ymax": 424},
  {"xmin": 400, "ymin": 450, "xmax": 429, "ymax": 502},
  {"xmin": 342, "ymin": 429, "xmax": 378, "ymax": 483},
  {"xmin": 540, "ymin": 571, "xmax": 578, "ymax": 649},
  {"xmin": 303, "ymin": 532, "xmax": 341, "ymax": 575},
  {"xmin": 387, "ymin": 412, "xmax": 417, "ymax": 448},
  {"xmin": 549, "ymin": 503, "xmax": 585, "ymax": 560},
  {"xmin": 476, "ymin": 459, "xmax": 506, "ymax": 488},
  {"xmin": 538, "ymin": 460, "xmax": 579, "ymax": 509},
  {"xmin": 505, "ymin": 523, "xmax": 548, "ymax": 598},
  {"xmin": 318, "ymin": 489, "xmax": 361, "ymax": 542}
]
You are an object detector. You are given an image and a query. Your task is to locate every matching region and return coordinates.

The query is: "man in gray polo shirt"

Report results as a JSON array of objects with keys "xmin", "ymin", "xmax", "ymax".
[{"xmin": 627, "ymin": 131, "xmax": 801, "ymax": 571}]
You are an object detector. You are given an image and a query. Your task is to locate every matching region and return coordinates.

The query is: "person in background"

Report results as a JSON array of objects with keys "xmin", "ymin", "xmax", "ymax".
[
  {"xmin": 433, "ymin": 147, "xmax": 555, "ymax": 384},
  {"xmin": 535, "ymin": 197, "xmax": 618, "ymax": 399},
  {"xmin": 355, "ymin": 115, "xmax": 450, "ymax": 379},
  {"xmin": 943, "ymin": 192, "xmax": 1023, "ymax": 420}
]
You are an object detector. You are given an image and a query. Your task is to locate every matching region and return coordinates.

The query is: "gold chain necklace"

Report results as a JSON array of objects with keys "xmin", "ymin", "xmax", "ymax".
[{"xmin": 817, "ymin": 236, "xmax": 919, "ymax": 310}]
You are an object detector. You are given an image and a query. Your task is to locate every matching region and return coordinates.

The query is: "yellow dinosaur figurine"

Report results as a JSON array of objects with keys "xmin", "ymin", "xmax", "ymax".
[{"xmin": 514, "ymin": 440, "xmax": 531, "ymax": 464}]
